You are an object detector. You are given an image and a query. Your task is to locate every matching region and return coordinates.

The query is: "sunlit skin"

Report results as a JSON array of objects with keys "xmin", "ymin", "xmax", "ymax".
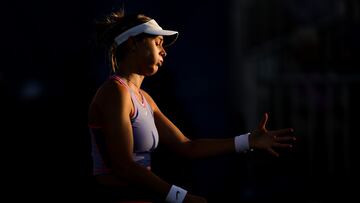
[{"xmin": 89, "ymin": 32, "xmax": 296, "ymax": 203}]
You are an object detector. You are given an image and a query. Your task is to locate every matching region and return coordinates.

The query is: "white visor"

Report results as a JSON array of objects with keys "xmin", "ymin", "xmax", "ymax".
[{"xmin": 114, "ymin": 19, "xmax": 179, "ymax": 47}]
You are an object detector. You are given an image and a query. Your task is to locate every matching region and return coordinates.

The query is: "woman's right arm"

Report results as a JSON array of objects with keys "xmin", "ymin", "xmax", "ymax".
[
  {"xmin": 98, "ymin": 82, "xmax": 171, "ymax": 199},
  {"xmin": 98, "ymin": 82, "xmax": 206, "ymax": 202}
]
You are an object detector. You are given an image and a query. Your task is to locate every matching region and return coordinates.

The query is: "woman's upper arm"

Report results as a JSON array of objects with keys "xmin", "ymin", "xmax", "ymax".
[{"xmin": 98, "ymin": 82, "xmax": 135, "ymax": 172}]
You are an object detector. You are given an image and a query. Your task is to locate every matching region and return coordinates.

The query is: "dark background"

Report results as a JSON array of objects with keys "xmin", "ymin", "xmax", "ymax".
[{"xmin": 2, "ymin": 0, "xmax": 359, "ymax": 202}]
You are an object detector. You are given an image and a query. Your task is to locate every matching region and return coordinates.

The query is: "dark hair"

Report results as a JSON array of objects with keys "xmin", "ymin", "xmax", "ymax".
[{"xmin": 95, "ymin": 10, "xmax": 152, "ymax": 73}]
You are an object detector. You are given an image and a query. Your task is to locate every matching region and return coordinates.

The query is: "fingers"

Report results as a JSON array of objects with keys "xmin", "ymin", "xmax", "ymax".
[
  {"xmin": 273, "ymin": 136, "xmax": 296, "ymax": 142},
  {"xmin": 270, "ymin": 128, "xmax": 294, "ymax": 136},
  {"xmin": 272, "ymin": 142, "xmax": 293, "ymax": 148},
  {"xmin": 258, "ymin": 112, "xmax": 268, "ymax": 129},
  {"xmin": 267, "ymin": 142, "xmax": 293, "ymax": 158},
  {"xmin": 267, "ymin": 148, "xmax": 279, "ymax": 157}
]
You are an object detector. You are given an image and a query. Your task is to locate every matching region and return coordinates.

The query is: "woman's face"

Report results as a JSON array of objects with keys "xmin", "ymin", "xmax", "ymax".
[{"xmin": 135, "ymin": 35, "xmax": 167, "ymax": 76}]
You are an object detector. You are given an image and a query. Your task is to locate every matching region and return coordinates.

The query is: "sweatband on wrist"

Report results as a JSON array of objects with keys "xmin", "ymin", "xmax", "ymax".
[
  {"xmin": 165, "ymin": 185, "xmax": 187, "ymax": 203},
  {"xmin": 234, "ymin": 133, "xmax": 250, "ymax": 153}
]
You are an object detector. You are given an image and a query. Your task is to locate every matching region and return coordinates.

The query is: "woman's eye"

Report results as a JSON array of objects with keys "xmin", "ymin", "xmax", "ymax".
[{"xmin": 155, "ymin": 40, "xmax": 163, "ymax": 46}]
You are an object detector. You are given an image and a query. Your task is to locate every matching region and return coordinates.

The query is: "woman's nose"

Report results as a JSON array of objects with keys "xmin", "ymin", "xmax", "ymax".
[{"xmin": 160, "ymin": 49, "xmax": 167, "ymax": 57}]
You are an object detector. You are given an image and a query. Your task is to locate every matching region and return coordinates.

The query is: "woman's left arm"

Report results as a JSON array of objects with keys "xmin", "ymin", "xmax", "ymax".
[
  {"xmin": 155, "ymin": 109, "xmax": 236, "ymax": 159},
  {"xmin": 142, "ymin": 90, "xmax": 237, "ymax": 159},
  {"xmin": 142, "ymin": 90, "xmax": 295, "ymax": 159}
]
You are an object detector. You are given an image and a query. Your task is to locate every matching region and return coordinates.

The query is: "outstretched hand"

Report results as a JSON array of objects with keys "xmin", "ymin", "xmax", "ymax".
[{"xmin": 249, "ymin": 113, "xmax": 296, "ymax": 157}]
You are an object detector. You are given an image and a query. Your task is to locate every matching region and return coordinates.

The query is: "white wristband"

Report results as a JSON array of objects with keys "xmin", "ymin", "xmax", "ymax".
[
  {"xmin": 234, "ymin": 133, "xmax": 250, "ymax": 153},
  {"xmin": 165, "ymin": 185, "xmax": 187, "ymax": 203}
]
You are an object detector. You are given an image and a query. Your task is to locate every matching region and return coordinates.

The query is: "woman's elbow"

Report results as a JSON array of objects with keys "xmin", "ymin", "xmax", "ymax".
[{"xmin": 176, "ymin": 140, "xmax": 201, "ymax": 160}]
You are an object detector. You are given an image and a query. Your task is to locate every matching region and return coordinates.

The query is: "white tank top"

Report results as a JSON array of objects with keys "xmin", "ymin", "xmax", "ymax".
[{"xmin": 89, "ymin": 75, "xmax": 159, "ymax": 175}]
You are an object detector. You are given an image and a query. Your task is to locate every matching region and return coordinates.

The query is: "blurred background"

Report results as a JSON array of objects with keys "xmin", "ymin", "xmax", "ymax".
[{"xmin": 2, "ymin": 0, "xmax": 359, "ymax": 202}]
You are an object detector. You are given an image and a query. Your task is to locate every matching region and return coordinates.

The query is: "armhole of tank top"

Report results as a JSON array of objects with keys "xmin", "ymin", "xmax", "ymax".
[{"xmin": 111, "ymin": 75, "xmax": 137, "ymax": 120}]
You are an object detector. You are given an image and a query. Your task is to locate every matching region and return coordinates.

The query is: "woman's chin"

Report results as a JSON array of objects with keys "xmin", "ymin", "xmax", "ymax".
[{"xmin": 147, "ymin": 66, "xmax": 159, "ymax": 76}]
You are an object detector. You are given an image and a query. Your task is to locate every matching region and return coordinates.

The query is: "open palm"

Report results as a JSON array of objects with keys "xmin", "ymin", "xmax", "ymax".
[{"xmin": 249, "ymin": 113, "xmax": 295, "ymax": 157}]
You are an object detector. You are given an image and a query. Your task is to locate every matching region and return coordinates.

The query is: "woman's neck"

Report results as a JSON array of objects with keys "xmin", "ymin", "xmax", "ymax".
[{"xmin": 115, "ymin": 72, "xmax": 144, "ymax": 91}]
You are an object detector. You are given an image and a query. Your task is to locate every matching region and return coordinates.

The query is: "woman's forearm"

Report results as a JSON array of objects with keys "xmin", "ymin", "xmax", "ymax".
[
  {"xmin": 178, "ymin": 138, "xmax": 237, "ymax": 159},
  {"xmin": 112, "ymin": 161, "xmax": 171, "ymax": 200}
]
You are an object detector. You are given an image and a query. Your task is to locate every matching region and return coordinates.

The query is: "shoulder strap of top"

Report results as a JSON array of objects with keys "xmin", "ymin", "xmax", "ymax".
[
  {"xmin": 111, "ymin": 75, "xmax": 130, "ymax": 89},
  {"xmin": 111, "ymin": 75, "xmax": 138, "ymax": 119}
]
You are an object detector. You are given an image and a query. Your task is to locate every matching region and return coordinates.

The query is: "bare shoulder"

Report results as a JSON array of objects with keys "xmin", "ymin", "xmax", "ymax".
[
  {"xmin": 93, "ymin": 79, "xmax": 130, "ymax": 106},
  {"xmin": 89, "ymin": 79, "xmax": 132, "ymax": 123}
]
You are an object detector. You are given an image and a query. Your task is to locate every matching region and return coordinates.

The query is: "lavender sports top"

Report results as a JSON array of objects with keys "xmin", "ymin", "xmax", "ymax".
[{"xmin": 90, "ymin": 75, "xmax": 159, "ymax": 175}]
